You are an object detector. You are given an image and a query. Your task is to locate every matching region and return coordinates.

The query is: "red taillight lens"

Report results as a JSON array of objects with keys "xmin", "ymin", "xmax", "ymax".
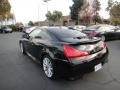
[
  {"xmin": 63, "ymin": 45, "xmax": 88, "ymax": 58},
  {"xmin": 90, "ymin": 30, "xmax": 96, "ymax": 36}
]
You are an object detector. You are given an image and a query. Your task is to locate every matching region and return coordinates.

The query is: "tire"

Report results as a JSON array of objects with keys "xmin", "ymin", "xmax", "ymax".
[
  {"xmin": 42, "ymin": 55, "xmax": 58, "ymax": 79},
  {"xmin": 20, "ymin": 42, "xmax": 26, "ymax": 55},
  {"xmin": 2, "ymin": 30, "xmax": 4, "ymax": 33},
  {"xmin": 101, "ymin": 35, "xmax": 105, "ymax": 41}
]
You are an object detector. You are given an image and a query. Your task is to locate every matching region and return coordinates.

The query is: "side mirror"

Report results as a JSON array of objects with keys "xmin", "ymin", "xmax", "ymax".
[{"xmin": 22, "ymin": 34, "xmax": 30, "ymax": 39}]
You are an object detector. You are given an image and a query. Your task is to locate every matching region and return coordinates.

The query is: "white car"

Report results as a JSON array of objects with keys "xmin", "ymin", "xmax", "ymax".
[
  {"xmin": 2, "ymin": 27, "xmax": 12, "ymax": 33},
  {"xmin": 73, "ymin": 25, "xmax": 86, "ymax": 31},
  {"xmin": 25, "ymin": 26, "xmax": 38, "ymax": 34}
]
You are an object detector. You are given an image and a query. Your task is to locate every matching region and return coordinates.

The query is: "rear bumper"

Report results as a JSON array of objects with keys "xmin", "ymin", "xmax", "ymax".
[{"xmin": 54, "ymin": 49, "xmax": 109, "ymax": 77}]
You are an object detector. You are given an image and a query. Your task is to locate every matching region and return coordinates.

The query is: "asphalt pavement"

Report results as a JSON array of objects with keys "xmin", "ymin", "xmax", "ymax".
[{"xmin": 0, "ymin": 32, "xmax": 120, "ymax": 90}]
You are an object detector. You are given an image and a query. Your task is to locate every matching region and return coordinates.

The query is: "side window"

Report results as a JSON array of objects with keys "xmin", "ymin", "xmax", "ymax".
[
  {"xmin": 38, "ymin": 31, "xmax": 53, "ymax": 40},
  {"xmin": 99, "ymin": 27, "xmax": 104, "ymax": 31},
  {"xmin": 99, "ymin": 27, "xmax": 107, "ymax": 31},
  {"xmin": 29, "ymin": 29, "xmax": 53, "ymax": 40},
  {"xmin": 100, "ymin": 26, "xmax": 113, "ymax": 32},
  {"xmin": 29, "ymin": 29, "xmax": 41, "ymax": 38}
]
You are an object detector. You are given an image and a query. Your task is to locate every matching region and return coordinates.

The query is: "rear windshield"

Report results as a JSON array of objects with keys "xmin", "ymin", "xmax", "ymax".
[
  {"xmin": 103, "ymin": 25, "xmax": 116, "ymax": 30},
  {"xmin": 86, "ymin": 25, "xmax": 100, "ymax": 30},
  {"xmin": 48, "ymin": 28, "xmax": 86, "ymax": 39}
]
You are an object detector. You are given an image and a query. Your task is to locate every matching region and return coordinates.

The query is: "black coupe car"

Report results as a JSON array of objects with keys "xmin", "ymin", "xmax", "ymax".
[{"xmin": 19, "ymin": 27, "xmax": 108, "ymax": 79}]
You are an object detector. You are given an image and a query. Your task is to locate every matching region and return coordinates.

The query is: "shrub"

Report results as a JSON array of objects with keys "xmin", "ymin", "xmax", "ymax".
[{"xmin": 8, "ymin": 24, "xmax": 19, "ymax": 31}]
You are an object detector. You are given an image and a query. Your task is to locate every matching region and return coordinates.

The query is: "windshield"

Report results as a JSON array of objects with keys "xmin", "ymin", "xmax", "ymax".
[
  {"xmin": 104, "ymin": 25, "xmax": 116, "ymax": 30},
  {"xmin": 86, "ymin": 25, "xmax": 100, "ymax": 30}
]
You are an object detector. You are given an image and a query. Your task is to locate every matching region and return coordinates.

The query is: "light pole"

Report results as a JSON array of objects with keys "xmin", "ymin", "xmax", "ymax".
[
  {"xmin": 37, "ymin": 5, "xmax": 40, "ymax": 26},
  {"xmin": 43, "ymin": 0, "xmax": 50, "ymax": 26},
  {"xmin": 43, "ymin": 0, "xmax": 50, "ymax": 12}
]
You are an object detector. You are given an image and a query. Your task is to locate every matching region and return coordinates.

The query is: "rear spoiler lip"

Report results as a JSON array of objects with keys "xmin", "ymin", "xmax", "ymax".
[
  {"xmin": 56, "ymin": 38, "xmax": 102, "ymax": 45},
  {"xmin": 70, "ymin": 39, "xmax": 101, "ymax": 45}
]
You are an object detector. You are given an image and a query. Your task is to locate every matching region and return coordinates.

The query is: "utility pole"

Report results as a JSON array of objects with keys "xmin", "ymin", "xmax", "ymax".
[
  {"xmin": 43, "ymin": 0, "xmax": 50, "ymax": 12},
  {"xmin": 37, "ymin": 5, "xmax": 40, "ymax": 26},
  {"xmin": 5, "ymin": 14, "xmax": 7, "ymax": 26},
  {"xmin": 43, "ymin": 0, "xmax": 51, "ymax": 26},
  {"xmin": 12, "ymin": 9, "xmax": 16, "ymax": 25}
]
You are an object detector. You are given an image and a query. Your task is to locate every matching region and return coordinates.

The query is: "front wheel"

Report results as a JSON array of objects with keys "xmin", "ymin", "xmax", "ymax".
[
  {"xmin": 42, "ymin": 56, "xmax": 57, "ymax": 79},
  {"xmin": 101, "ymin": 35, "xmax": 105, "ymax": 41}
]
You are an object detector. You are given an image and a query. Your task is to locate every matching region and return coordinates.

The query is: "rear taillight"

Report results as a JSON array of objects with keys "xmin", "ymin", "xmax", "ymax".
[
  {"xmin": 63, "ymin": 45, "xmax": 89, "ymax": 58},
  {"xmin": 90, "ymin": 30, "xmax": 97, "ymax": 36}
]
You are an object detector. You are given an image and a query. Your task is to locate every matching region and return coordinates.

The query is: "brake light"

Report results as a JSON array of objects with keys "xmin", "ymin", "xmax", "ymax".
[
  {"xmin": 63, "ymin": 45, "xmax": 88, "ymax": 58},
  {"xmin": 90, "ymin": 30, "xmax": 97, "ymax": 36}
]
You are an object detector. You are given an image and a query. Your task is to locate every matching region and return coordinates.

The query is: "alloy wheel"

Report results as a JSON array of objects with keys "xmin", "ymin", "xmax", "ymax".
[{"xmin": 43, "ymin": 57, "xmax": 53, "ymax": 78}]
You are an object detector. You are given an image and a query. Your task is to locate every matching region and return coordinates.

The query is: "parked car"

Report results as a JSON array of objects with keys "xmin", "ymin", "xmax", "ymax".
[
  {"xmin": 20, "ymin": 27, "xmax": 108, "ymax": 79},
  {"xmin": 24, "ymin": 26, "xmax": 38, "ymax": 34},
  {"xmin": 82, "ymin": 24, "xmax": 120, "ymax": 41},
  {"xmin": 0, "ymin": 26, "xmax": 13, "ymax": 33},
  {"xmin": 73, "ymin": 25, "xmax": 86, "ymax": 31},
  {"xmin": 0, "ymin": 28, "xmax": 3, "ymax": 33},
  {"xmin": 68, "ymin": 26, "xmax": 74, "ymax": 29},
  {"xmin": 22, "ymin": 26, "xmax": 30, "ymax": 33},
  {"xmin": 115, "ymin": 26, "xmax": 120, "ymax": 32},
  {"xmin": 68, "ymin": 25, "xmax": 86, "ymax": 31}
]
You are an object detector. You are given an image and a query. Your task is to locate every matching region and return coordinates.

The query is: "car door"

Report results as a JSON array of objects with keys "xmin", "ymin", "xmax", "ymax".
[
  {"xmin": 24, "ymin": 29, "xmax": 42, "ymax": 58},
  {"xmin": 28, "ymin": 29, "xmax": 53, "ymax": 61}
]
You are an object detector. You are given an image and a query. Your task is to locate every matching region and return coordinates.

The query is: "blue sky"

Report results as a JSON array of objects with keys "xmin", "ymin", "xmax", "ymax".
[{"xmin": 9, "ymin": 0, "xmax": 117, "ymax": 23}]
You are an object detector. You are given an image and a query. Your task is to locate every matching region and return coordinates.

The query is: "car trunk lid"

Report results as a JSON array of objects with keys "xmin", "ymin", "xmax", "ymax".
[{"xmin": 62, "ymin": 37, "xmax": 105, "ymax": 56}]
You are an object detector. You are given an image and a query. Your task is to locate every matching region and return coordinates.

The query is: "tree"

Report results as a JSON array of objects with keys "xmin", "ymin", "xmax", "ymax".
[
  {"xmin": 110, "ymin": 2, "xmax": 120, "ymax": 25},
  {"xmin": 106, "ymin": 0, "xmax": 120, "ymax": 25},
  {"xmin": 0, "ymin": 0, "xmax": 11, "ymax": 17},
  {"xmin": 94, "ymin": 0, "xmax": 101, "ymax": 11},
  {"xmin": 15, "ymin": 22, "xmax": 23, "ymax": 27},
  {"xmin": 106, "ymin": 0, "xmax": 114, "ymax": 11},
  {"xmin": 92, "ymin": 0, "xmax": 101, "ymax": 24},
  {"xmin": 46, "ymin": 11, "xmax": 53, "ymax": 22},
  {"xmin": 92, "ymin": 12, "xmax": 102, "ymax": 24},
  {"xmin": 70, "ymin": 0, "xmax": 83, "ymax": 24},
  {"xmin": 7, "ymin": 13, "xmax": 14, "ymax": 20},
  {"xmin": 28, "ymin": 21, "xmax": 34, "ymax": 26},
  {"xmin": 70, "ymin": 0, "xmax": 101, "ymax": 25},
  {"xmin": 46, "ymin": 10, "xmax": 62, "ymax": 25},
  {"xmin": 0, "ymin": 0, "xmax": 11, "ymax": 26}
]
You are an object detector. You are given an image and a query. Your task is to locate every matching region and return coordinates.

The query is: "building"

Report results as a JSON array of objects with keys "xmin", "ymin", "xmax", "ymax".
[{"xmin": 34, "ymin": 16, "xmax": 75, "ymax": 26}]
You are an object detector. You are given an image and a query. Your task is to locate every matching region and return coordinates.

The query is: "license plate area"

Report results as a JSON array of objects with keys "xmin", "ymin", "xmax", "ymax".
[{"xmin": 94, "ymin": 63, "xmax": 102, "ymax": 72}]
